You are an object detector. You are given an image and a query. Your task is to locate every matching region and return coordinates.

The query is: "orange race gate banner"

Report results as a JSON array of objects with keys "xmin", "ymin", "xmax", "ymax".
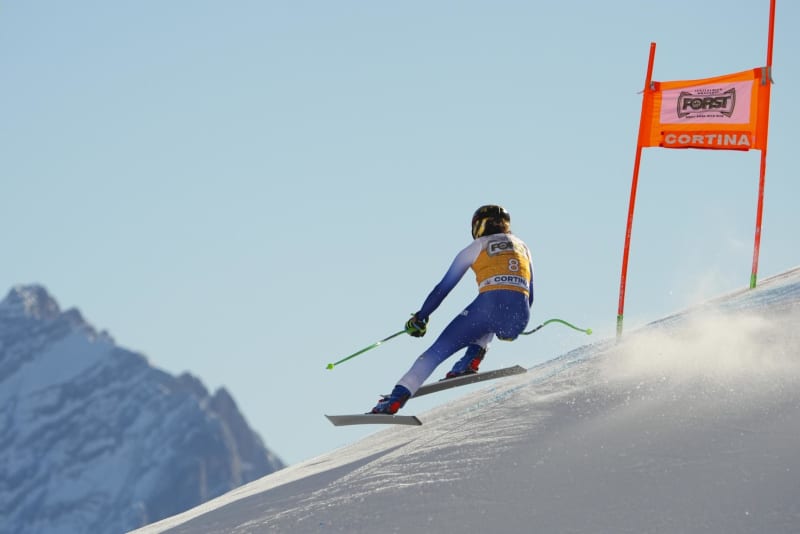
[
  {"xmin": 637, "ymin": 67, "xmax": 772, "ymax": 151},
  {"xmin": 618, "ymin": 1, "xmax": 776, "ymax": 339}
]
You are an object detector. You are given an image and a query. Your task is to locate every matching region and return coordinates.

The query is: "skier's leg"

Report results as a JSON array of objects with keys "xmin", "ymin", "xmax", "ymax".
[
  {"xmin": 394, "ymin": 295, "xmax": 497, "ymax": 394},
  {"xmin": 446, "ymin": 332, "xmax": 493, "ymax": 377}
]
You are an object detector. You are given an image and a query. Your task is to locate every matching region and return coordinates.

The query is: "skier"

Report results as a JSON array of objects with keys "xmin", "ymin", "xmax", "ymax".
[{"xmin": 370, "ymin": 205, "xmax": 534, "ymax": 415}]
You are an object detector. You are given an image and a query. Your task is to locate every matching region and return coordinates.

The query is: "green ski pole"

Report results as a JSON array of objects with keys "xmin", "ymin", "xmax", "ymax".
[
  {"xmin": 522, "ymin": 318, "xmax": 592, "ymax": 336},
  {"xmin": 326, "ymin": 329, "xmax": 409, "ymax": 370}
]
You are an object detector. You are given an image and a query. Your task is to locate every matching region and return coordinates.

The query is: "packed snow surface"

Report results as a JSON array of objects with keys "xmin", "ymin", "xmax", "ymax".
[{"xmin": 132, "ymin": 268, "xmax": 800, "ymax": 534}]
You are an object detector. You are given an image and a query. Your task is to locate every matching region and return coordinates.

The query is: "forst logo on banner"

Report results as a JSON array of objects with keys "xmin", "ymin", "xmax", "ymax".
[
  {"xmin": 640, "ymin": 67, "xmax": 769, "ymax": 152},
  {"xmin": 677, "ymin": 88, "xmax": 736, "ymax": 119}
]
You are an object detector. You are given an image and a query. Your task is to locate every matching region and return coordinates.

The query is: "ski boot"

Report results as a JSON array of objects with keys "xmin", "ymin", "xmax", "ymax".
[
  {"xmin": 370, "ymin": 385, "xmax": 411, "ymax": 415},
  {"xmin": 444, "ymin": 345, "xmax": 487, "ymax": 379}
]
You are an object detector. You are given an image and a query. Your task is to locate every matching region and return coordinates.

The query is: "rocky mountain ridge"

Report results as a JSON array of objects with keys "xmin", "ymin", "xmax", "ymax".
[{"xmin": 0, "ymin": 284, "xmax": 284, "ymax": 534}]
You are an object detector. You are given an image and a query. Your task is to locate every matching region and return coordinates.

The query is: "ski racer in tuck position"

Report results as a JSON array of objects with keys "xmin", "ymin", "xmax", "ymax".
[{"xmin": 370, "ymin": 204, "xmax": 534, "ymax": 415}]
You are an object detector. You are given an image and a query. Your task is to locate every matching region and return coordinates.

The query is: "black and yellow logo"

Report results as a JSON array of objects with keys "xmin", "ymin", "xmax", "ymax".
[{"xmin": 677, "ymin": 88, "xmax": 736, "ymax": 119}]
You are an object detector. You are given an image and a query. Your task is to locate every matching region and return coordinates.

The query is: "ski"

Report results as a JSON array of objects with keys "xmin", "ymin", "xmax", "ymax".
[
  {"xmin": 325, "ymin": 365, "xmax": 526, "ymax": 427},
  {"xmin": 412, "ymin": 364, "xmax": 527, "ymax": 398},
  {"xmin": 325, "ymin": 414, "xmax": 423, "ymax": 427}
]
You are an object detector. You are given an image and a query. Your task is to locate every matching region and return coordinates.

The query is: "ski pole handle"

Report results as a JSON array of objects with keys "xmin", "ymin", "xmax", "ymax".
[
  {"xmin": 522, "ymin": 318, "xmax": 592, "ymax": 336},
  {"xmin": 326, "ymin": 329, "xmax": 409, "ymax": 370}
]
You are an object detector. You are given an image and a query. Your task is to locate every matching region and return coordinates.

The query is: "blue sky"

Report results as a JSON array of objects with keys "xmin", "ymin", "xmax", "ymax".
[{"xmin": 2, "ymin": 1, "xmax": 797, "ymax": 465}]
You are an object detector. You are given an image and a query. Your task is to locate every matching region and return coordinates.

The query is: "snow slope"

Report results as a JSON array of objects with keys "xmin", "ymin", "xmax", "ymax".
[{"xmin": 132, "ymin": 268, "xmax": 800, "ymax": 534}]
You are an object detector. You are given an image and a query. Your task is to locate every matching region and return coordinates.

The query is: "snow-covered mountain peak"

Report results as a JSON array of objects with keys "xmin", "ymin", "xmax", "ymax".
[
  {"xmin": 1, "ymin": 284, "xmax": 61, "ymax": 320},
  {"xmin": 0, "ymin": 283, "xmax": 285, "ymax": 534},
  {"xmin": 0, "ymin": 284, "xmax": 95, "ymax": 339}
]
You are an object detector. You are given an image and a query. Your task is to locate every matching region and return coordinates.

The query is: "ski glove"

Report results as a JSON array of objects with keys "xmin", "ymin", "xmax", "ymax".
[{"xmin": 405, "ymin": 313, "xmax": 428, "ymax": 337}]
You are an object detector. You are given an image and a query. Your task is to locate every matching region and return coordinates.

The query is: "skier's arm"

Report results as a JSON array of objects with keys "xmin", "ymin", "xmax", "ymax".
[
  {"xmin": 526, "ymin": 246, "xmax": 535, "ymax": 308},
  {"xmin": 528, "ymin": 277, "xmax": 534, "ymax": 308},
  {"xmin": 416, "ymin": 240, "xmax": 481, "ymax": 320}
]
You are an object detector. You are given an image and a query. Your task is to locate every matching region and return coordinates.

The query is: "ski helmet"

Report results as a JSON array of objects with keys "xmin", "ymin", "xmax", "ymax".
[{"xmin": 471, "ymin": 205, "xmax": 511, "ymax": 239}]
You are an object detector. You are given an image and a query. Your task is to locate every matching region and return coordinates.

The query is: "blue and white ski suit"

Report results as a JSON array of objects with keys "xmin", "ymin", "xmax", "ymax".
[{"xmin": 396, "ymin": 232, "xmax": 534, "ymax": 394}]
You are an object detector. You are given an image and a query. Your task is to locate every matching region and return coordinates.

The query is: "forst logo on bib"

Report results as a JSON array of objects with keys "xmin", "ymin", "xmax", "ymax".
[
  {"xmin": 488, "ymin": 239, "xmax": 521, "ymax": 256},
  {"xmin": 677, "ymin": 88, "xmax": 736, "ymax": 119}
]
